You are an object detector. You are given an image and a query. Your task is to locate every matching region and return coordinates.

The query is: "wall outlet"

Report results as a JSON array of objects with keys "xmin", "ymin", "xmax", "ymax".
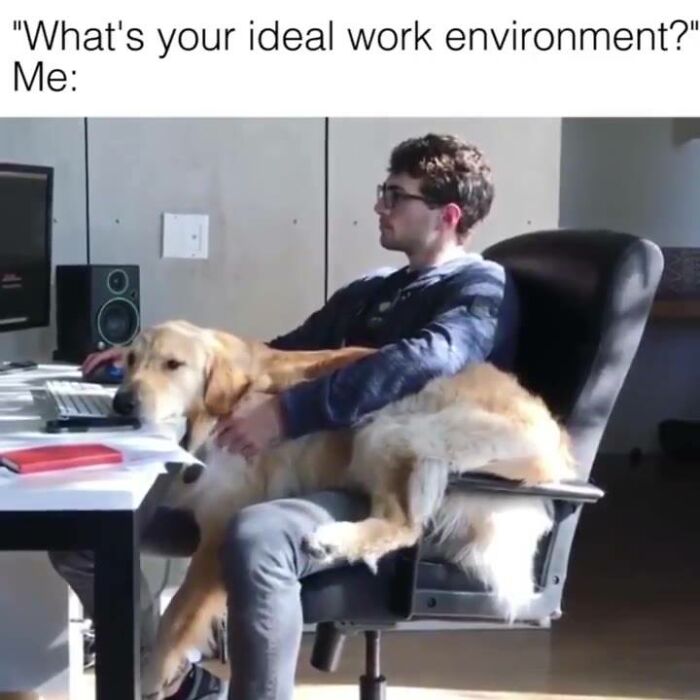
[{"xmin": 162, "ymin": 213, "xmax": 209, "ymax": 259}]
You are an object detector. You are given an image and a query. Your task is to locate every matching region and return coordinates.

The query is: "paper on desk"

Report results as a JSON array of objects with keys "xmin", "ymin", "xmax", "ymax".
[{"xmin": 0, "ymin": 424, "xmax": 203, "ymax": 483}]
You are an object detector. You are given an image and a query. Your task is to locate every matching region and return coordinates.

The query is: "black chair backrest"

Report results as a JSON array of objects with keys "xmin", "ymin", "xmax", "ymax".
[{"xmin": 484, "ymin": 230, "xmax": 663, "ymax": 478}]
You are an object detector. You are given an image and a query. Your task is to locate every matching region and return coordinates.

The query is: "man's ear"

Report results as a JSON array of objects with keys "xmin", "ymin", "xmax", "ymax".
[
  {"xmin": 441, "ymin": 202, "xmax": 463, "ymax": 233},
  {"xmin": 203, "ymin": 352, "xmax": 250, "ymax": 416}
]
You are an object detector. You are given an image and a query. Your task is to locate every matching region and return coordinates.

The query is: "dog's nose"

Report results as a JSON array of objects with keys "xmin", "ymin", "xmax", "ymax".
[{"xmin": 112, "ymin": 388, "xmax": 139, "ymax": 416}]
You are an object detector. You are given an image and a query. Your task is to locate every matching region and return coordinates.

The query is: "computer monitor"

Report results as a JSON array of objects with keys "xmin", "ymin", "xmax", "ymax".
[{"xmin": 0, "ymin": 163, "xmax": 53, "ymax": 333}]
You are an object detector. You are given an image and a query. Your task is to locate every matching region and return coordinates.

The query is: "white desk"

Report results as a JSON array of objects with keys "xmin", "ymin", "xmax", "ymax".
[{"xmin": 0, "ymin": 365, "xmax": 196, "ymax": 699}]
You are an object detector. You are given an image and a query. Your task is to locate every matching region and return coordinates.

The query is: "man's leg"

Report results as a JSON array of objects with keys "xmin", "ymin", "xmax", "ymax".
[{"xmin": 220, "ymin": 490, "xmax": 370, "ymax": 700}]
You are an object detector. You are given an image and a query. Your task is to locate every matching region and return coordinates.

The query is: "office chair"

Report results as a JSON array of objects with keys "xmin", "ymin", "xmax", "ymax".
[{"xmin": 300, "ymin": 230, "xmax": 663, "ymax": 700}]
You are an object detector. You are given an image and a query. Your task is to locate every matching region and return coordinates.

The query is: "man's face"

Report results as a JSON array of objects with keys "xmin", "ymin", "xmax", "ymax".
[{"xmin": 374, "ymin": 173, "xmax": 442, "ymax": 254}]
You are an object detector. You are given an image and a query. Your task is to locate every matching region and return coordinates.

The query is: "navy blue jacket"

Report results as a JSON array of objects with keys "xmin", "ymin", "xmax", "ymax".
[{"xmin": 268, "ymin": 254, "xmax": 519, "ymax": 439}]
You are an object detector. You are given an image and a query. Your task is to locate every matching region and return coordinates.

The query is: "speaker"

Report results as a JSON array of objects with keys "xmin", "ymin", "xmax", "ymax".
[{"xmin": 54, "ymin": 264, "xmax": 141, "ymax": 363}]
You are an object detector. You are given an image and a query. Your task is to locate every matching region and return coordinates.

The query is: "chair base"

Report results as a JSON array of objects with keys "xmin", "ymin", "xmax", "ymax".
[
  {"xmin": 360, "ymin": 674, "xmax": 386, "ymax": 700},
  {"xmin": 360, "ymin": 630, "xmax": 386, "ymax": 700},
  {"xmin": 310, "ymin": 624, "xmax": 391, "ymax": 698},
  {"xmin": 310, "ymin": 621, "xmax": 347, "ymax": 672}
]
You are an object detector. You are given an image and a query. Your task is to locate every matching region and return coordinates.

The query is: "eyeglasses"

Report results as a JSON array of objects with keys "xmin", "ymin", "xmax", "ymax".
[{"xmin": 376, "ymin": 183, "xmax": 435, "ymax": 210}]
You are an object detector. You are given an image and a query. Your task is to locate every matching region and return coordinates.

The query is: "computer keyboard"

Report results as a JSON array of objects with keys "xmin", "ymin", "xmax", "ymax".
[{"xmin": 45, "ymin": 380, "xmax": 116, "ymax": 419}]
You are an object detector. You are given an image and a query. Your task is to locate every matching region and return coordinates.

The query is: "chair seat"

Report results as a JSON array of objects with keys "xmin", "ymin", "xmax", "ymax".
[
  {"xmin": 301, "ymin": 554, "xmax": 406, "ymax": 624},
  {"xmin": 301, "ymin": 550, "xmax": 495, "ymax": 625},
  {"xmin": 414, "ymin": 556, "xmax": 488, "ymax": 592}
]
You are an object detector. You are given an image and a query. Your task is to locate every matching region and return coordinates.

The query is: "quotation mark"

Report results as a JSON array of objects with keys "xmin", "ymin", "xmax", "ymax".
[{"xmin": 13, "ymin": 20, "xmax": 23, "ymax": 31}]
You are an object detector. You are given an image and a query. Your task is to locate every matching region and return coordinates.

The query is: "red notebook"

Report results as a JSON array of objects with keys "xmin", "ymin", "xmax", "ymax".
[{"xmin": 0, "ymin": 443, "xmax": 123, "ymax": 474}]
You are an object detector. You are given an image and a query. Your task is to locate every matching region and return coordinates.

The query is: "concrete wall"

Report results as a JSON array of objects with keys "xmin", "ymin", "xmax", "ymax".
[{"xmin": 87, "ymin": 118, "xmax": 326, "ymax": 338}]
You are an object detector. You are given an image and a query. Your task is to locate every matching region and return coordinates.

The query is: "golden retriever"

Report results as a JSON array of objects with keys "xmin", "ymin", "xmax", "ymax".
[{"xmin": 118, "ymin": 320, "xmax": 573, "ymax": 699}]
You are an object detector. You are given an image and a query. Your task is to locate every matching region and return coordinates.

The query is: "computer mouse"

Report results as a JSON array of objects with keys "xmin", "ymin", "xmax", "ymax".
[{"xmin": 83, "ymin": 362, "xmax": 125, "ymax": 385}]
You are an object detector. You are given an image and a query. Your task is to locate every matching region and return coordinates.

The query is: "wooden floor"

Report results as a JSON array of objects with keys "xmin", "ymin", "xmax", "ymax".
[{"xmin": 89, "ymin": 455, "xmax": 700, "ymax": 699}]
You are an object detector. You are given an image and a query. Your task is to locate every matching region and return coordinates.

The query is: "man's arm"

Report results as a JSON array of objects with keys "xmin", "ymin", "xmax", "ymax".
[{"xmin": 278, "ymin": 270, "xmax": 507, "ymax": 439}]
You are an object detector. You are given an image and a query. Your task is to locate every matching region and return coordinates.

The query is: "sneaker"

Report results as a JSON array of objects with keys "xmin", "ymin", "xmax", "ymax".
[{"xmin": 166, "ymin": 664, "xmax": 224, "ymax": 700}]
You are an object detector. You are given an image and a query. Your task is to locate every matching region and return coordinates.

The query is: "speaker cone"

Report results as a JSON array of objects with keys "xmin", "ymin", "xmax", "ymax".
[{"xmin": 97, "ymin": 298, "xmax": 139, "ymax": 346}]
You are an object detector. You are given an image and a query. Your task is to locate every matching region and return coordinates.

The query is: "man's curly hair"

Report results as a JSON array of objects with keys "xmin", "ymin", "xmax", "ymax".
[{"xmin": 389, "ymin": 134, "xmax": 494, "ymax": 240}]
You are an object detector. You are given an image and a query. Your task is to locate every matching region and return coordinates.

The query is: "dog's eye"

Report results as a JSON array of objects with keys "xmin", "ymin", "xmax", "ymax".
[{"xmin": 166, "ymin": 359, "xmax": 184, "ymax": 371}]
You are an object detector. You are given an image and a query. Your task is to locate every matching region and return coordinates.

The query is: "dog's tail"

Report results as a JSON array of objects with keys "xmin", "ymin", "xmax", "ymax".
[
  {"xmin": 405, "ymin": 457, "xmax": 552, "ymax": 621},
  {"xmin": 431, "ymin": 493, "xmax": 553, "ymax": 622}
]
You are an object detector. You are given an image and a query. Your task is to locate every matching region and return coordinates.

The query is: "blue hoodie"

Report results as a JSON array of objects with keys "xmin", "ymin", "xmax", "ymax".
[{"xmin": 268, "ymin": 254, "xmax": 519, "ymax": 439}]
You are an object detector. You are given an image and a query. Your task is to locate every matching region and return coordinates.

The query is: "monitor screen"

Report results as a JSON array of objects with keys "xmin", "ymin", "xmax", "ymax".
[{"xmin": 0, "ymin": 163, "xmax": 53, "ymax": 332}]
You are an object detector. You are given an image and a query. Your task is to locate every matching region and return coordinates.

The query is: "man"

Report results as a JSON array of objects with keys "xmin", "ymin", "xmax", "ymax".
[{"xmin": 50, "ymin": 133, "xmax": 518, "ymax": 700}]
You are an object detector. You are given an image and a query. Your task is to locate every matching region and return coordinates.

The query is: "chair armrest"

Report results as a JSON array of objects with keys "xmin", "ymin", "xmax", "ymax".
[{"xmin": 446, "ymin": 473, "xmax": 604, "ymax": 503}]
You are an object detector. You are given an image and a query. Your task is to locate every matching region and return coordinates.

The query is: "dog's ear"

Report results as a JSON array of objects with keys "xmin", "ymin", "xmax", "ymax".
[
  {"xmin": 203, "ymin": 351, "xmax": 250, "ymax": 416},
  {"xmin": 181, "ymin": 410, "xmax": 217, "ymax": 456},
  {"xmin": 179, "ymin": 417, "xmax": 193, "ymax": 451}
]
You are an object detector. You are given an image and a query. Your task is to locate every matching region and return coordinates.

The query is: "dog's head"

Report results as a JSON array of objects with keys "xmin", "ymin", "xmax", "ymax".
[{"xmin": 112, "ymin": 320, "xmax": 253, "ymax": 427}]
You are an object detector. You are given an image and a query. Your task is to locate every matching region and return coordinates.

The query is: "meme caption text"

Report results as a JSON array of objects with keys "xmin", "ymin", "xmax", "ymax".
[{"xmin": 9, "ymin": 17, "xmax": 700, "ymax": 93}]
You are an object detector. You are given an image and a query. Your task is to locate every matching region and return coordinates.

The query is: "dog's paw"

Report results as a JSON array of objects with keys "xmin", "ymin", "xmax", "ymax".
[
  {"xmin": 141, "ymin": 686, "xmax": 164, "ymax": 700},
  {"xmin": 301, "ymin": 532, "xmax": 338, "ymax": 563},
  {"xmin": 141, "ymin": 661, "xmax": 166, "ymax": 700},
  {"xmin": 141, "ymin": 677, "xmax": 164, "ymax": 700},
  {"xmin": 142, "ymin": 652, "xmax": 192, "ymax": 700},
  {"xmin": 362, "ymin": 554, "xmax": 380, "ymax": 574},
  {"xmin": 302, "ymin": 522, "xmax": 357, "ymax": 563},
  {"xmin": 142, "ymin": 672, "xmax": 182, "ymax": 700}
]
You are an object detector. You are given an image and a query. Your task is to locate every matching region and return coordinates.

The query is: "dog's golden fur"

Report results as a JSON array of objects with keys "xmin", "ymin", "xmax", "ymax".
[{"xmin": 125, "ymin": 320, "xmax": 574, "ymax": 699}]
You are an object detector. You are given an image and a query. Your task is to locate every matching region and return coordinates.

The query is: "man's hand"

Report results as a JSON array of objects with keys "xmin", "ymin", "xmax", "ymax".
[
  {"xmin": 81, "ymin": 347, "xmax": 125, "ymax": 377},
  {"xmin": 214, "ymin": 393, "xmax": 285, "ymax": 461}
]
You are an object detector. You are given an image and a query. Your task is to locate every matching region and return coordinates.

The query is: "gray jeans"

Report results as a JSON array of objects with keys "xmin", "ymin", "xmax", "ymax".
[{"xmin": 49, "ymin": 490, "xmax": 371, "ymax": 700}]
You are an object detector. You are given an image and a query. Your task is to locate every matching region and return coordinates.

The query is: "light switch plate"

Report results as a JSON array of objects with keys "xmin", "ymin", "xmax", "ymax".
[{"xmin": 162, "ymin": 213, "xmax": 209, "ymax": 259}]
